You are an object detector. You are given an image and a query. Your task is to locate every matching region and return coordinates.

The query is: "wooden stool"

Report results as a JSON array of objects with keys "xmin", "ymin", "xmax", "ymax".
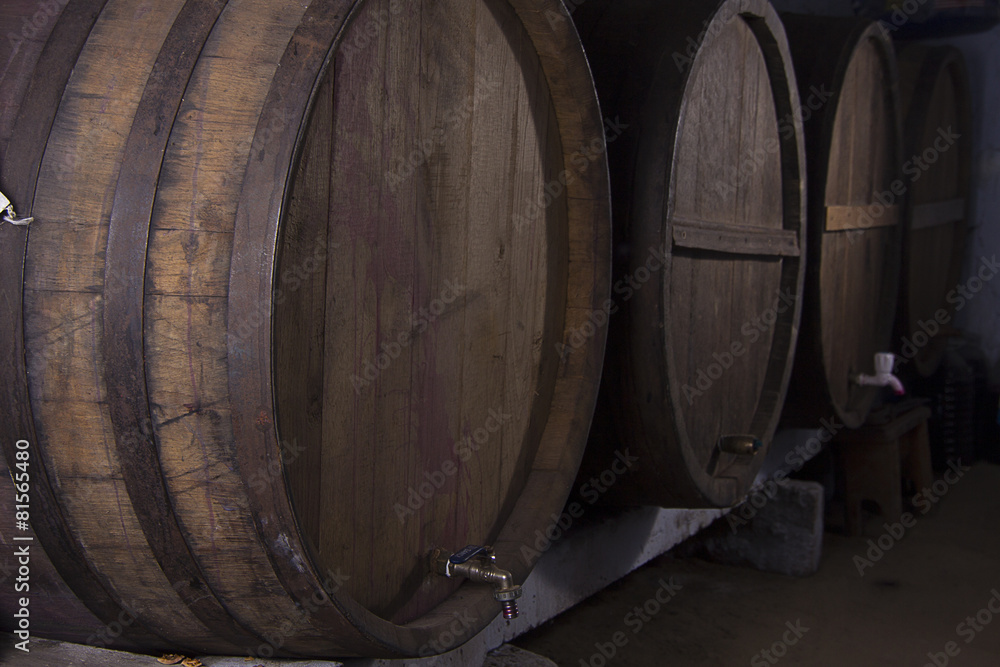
[{"xmin": 835, "ymin": 406, "xmax": 934, "ymax": 535}]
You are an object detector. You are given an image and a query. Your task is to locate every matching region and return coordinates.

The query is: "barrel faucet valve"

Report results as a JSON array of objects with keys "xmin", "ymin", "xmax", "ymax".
[
  {"xmin": 430, "ymin": 545, "xmax": 522, "ymax": 620},
  {"xmin": 854, "ymin": 352, "xmax": 905, "ymax": 395},
  {"xmin": 718, "ymin": 435, "xmax": 763, "ymax": 456}
]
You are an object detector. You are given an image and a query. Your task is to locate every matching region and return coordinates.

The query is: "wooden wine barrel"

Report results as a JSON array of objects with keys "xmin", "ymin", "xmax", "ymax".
[
  {"xmin": 781, "ymin": 17, "xmax": 904, "ymax": 430},
  {"xmin": 0, "ymin": 0, "xmax": 610, "ymax": 657},
  {"xmin": 571, "ymin": 0, "xmax": 807, "ymax": 508},
  {"xmin": 895, "ymin": 45, "xmax": 971, "ymax": 377}
]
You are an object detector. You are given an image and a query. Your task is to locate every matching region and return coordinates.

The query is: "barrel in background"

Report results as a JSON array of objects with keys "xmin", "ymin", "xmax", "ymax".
[
  {"xmin": 781, "ymin": 17, "xmax": 904, "ymax": 430},
  {"xmin": 895, "ymin": 44, "xmax": 972, "ymax": 378},
  {"xmin": 0, "ymin": 0, "xmax": 610, "ymax": 657},
  {"xmin": 572, "ymin": 0, "xmax": 807, "ymax": 508}
]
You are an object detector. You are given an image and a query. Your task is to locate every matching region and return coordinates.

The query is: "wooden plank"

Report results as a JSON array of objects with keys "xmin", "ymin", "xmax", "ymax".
[
  {"xmin": 911, "ymin": 198, "xmax": 965, "ymax": 231},
  {"xmin": 21, "ymin": 0, "xmax": 235, "ymax": 652},
  {"xmin": 671, "ymin": 216, "xmax": 799, "ymax": 256},
  {"xmin": 142, "ymin": 0, "xmax": 330, "ymax": 653},
  {"xmin": 825, "ymin": 204, "xmax": 900, "ymax": 231},
  {"xmin": 276, "ymin": 71, "xmax": 332, "ymax": 559},
  {"xmin": 0, "ymin": 0, "xmax": 66, "ymax": 160},
  {"xmin": 313, "ymin": 0, "xmax": 565, "ymax": 625},
  {"xmin": 0, "ymin": 0, "xmax": 175, "ymax": 650}
]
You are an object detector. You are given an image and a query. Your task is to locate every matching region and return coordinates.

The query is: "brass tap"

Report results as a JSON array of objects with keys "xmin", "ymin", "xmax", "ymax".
[
  {"xmin": 430, "ymin": 546, "xmax": 522, "ymax": 619},
  {"xmin": 718, "ymin": 434, "xmax": 763, "ymax": 456}
]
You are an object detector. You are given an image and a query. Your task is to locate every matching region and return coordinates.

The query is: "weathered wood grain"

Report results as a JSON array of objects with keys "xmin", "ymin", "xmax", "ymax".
[
  {"xmin": 0, "ymin": 0, "xmax": 175, "ymax": 650},
  {"xmin": 782, "ymin": 17, "xmax": 903, "ymax": 429},
  {"xmin": 0, "ymin": 0, "xmax": 64, "ymax": 163},
  {"xmin": 277, "ymin": 0, "xmax": 568, "ymax": 625},
  {"xmin": 571, "ymin": 0, "xmax": 807, "ymax": 508},
  {"xmin": 2, "ymin": 0, "xmax": 610, "ymax": 657}
]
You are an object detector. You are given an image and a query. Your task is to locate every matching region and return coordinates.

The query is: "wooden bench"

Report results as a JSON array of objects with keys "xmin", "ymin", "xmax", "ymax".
[{"xmin": 835, "ymin": 406, "xmax": 934, "ymax": 535}]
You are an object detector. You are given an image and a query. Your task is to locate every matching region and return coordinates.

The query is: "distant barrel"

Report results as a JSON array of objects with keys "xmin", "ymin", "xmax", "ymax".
[
  {"xmin": 781, "ymin": 17, "xmax": 904, "ymax": 429},
  {"xmin": 572, "ymin": 0, "xmax": 807, "ymax": 507},
  {"xmin": 895, "ymin": 44, "xmax": 972, "ymax": 377}
]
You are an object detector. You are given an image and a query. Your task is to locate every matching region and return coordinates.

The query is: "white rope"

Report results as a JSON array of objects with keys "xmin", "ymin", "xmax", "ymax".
[
  {"xmin": 3, "ymin": 205, "xmax": 33, "ymax": 226},
  {"xmin": 0, "ymin": 189, "xmax": 32, "ymax": 227}
]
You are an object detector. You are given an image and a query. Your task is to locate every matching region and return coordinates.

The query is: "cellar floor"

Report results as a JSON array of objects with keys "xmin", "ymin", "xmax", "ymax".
[
  {"xmin": 4, "ymin": 462, "xmax": 998, "ymax": 666},
  {"xmin": 513, "ymin": 461, "xmax": 1000, "ymax": 666}
]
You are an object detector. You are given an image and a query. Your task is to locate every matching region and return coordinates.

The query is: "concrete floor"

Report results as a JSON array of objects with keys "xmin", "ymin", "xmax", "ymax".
[
  {"xmin": 514, "ymin": 462, "xmax": 1000, "ymax": 666},
  {"xmin": 4, "ymin": 463, "xmax": 997, "ymax": 666}
]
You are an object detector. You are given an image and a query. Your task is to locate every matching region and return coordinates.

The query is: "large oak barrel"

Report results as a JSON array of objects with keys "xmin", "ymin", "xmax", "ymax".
[
  {"xmin": 894, "ymin": 45, "xmax": 971, "ymax": 377},
  {"xmin": 0, "ymin": 0, "xmax": 610, "ymax": 657},
  {"xmin": 781, "ymin": 17, "xmax": 904, "ymax": 429},
  {"xmin": 571, "ymin": 0, "xmax": 807, "ymax": 508}
]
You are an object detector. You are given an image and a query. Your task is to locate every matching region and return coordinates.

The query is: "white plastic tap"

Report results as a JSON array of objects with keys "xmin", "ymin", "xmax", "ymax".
[{"xmin": 854, "ymin": 352, "xmax": 905, "ymax": 395}]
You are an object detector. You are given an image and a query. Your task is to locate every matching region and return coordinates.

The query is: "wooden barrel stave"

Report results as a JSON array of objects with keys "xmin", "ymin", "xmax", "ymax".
[
  {"xmin": 0, "ymin": 0, "xmax": 71, "ymax": 163},
  {"xmin": 0, "ymin": 453, "xmax": 125, "ymax": 647},
  {"xmin": 1, "ymin": 0, "xmax": 178, "ymax": 651},
  {"xmin": 21, "ymin": 0, "xmax": 258, "ymax": 653}
]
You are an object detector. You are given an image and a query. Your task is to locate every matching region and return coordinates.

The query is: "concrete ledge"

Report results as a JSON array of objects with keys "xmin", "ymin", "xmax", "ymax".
[
  {"xmin": 2, "ymin": 505, "xmax": 723, "ymax": 666},
  {"xmin": 683, "ymin": 479, "xmax": 825, "ymax": 577}
]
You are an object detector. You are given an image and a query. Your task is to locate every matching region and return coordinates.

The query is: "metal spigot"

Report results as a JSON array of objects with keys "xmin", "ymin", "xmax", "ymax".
[
  {"xmin": 853, "ymin": 352, "xmax": 905, "ymax": 396},
  {"xmin": 718, "ymin": 435, "xmax": 763, "ymax": 456},
  {"xmin": 430, "ymin": 545, "xmax": 522, "ymax": 619}
]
